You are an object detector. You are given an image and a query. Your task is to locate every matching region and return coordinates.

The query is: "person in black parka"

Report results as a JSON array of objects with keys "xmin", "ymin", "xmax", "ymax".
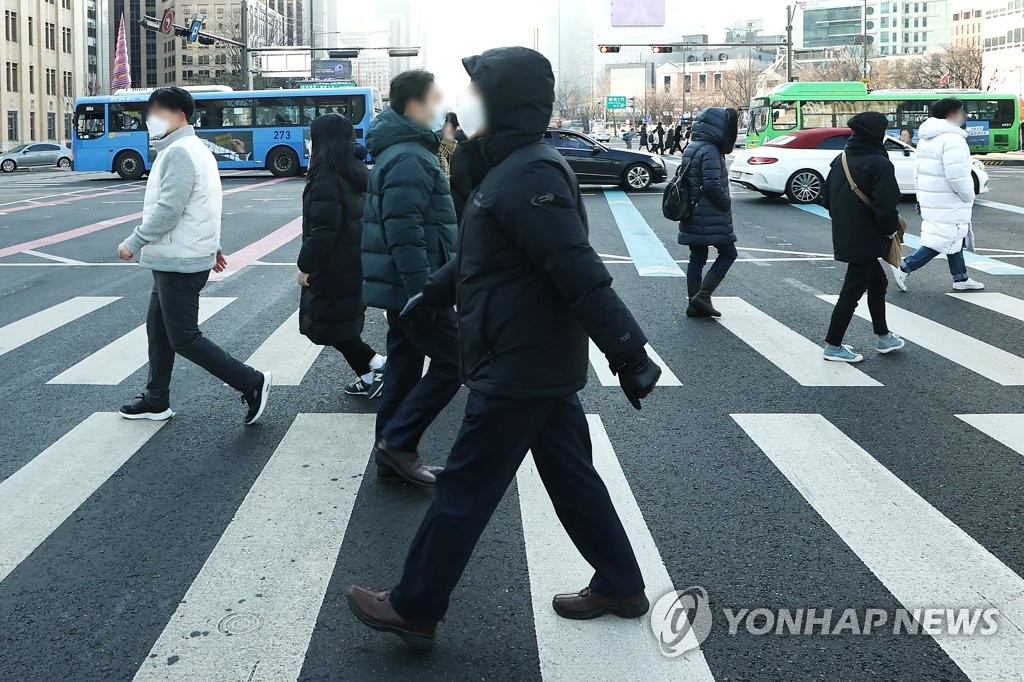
[
  {"xmin": 820, "ymin": 111, "xmax": 905, "ymax": 363},
  {"xmin": 346, "ymin": 46, "xmax": 662, "ymax": 649},
  {"xmin": 297, "ymin": 114, "xmax": 386, "ymax": 398},
  {"xmin": 678, "ymin": 107, "xmax": 738, "ymax": 318}
]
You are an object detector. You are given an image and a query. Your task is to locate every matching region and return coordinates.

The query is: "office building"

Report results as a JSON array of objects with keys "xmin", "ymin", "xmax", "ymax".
[
  {"xmin": 952, "ymin": 6, "xmax": 983, "ymax": 48},
  {"xmin": 796, "ymin": 0, "xmax": 954, "ymax": 56},
  {"xmin": 982, "ymin": 0, "xmax": 1024, "ymax": 93}
]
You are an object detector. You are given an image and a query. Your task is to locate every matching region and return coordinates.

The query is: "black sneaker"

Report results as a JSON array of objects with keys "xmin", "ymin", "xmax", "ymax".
[
  {"xmin": 344, "ymin": 373, "xmax": 384, "ymax": 399},
  {"xmin": 241, "ymin": 371, "xmax": 272, "ymax": 426},
  {"xmin": 119, "ymin": 395, "xmax": 174, "ymax": 421}
]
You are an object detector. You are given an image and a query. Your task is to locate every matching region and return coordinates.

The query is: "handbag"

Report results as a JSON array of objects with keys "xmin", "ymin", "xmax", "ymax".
[
  {"xmin": 662, "ymin": 143, "xmax": 702, "ymax": 221},
  {"xmin": 840, "ymin": 152, "xmax": 907, "ymax": 268}
]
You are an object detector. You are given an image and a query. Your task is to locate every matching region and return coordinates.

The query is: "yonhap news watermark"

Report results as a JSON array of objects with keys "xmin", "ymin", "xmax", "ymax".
[{"xmin": 650, "ymin": 586, "xmax": 1001, "ymax": 657}]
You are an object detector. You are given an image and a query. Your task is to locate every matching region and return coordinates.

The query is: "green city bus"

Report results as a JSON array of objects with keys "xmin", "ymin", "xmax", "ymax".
[{"xmin": 747, "ymin": 82, "xmax": 1021, "ymax": 153}]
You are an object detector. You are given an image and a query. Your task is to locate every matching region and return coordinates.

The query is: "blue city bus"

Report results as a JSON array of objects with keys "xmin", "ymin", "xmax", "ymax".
[{"xmin": 72, "ymin": 85, "xmax": 383, "ymax": 180}]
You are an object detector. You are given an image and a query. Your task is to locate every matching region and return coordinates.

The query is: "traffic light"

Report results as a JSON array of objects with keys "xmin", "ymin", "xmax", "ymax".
[
  {"xmin": 598, "ymin": 45, "xmax": 621, "ymax": 54},
  {"xmin": 329, "ymin": 49, "xmax": 360, "ymax": 59},
  {"xmin": 651, "ymin": 45, "xmax": 674, "ymax": 53},
  {"xmin": 197, "ymin": 35, "xmax": 215, "ymax": 45}
]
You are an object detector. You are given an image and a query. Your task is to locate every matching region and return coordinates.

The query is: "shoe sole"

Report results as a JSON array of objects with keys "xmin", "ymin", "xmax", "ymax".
[
  {"xmin": 823, "ymin": 354, "xmax": 864, "ymax": 363},
  {"xmin": 952, "ymin": 286, "xmax": 984, "ymax": 291},
  {"xmin": 373, "ymin": 448, "xmax": 436, "ymax": 488},
  {"xmin": 343, "ymin": 388, "xmax": 370, "ymax": 396},
  {"xmin": 345, "ymin": 595, "xmax": 435, "ymax": 650},
  {"xmin": 119, "ymin": 409, "xmax": 175, "ymax": 421},
  {"xmin": 877, "ymin": 342, "xmax": 905, "ymax": 354},
  {"xmin": 245, "ymin": 372, "xmax": 272, "ymax": 426},
  {"xmin": 552, "ymin": 599, "xmax": 651, "ymax": 620}
]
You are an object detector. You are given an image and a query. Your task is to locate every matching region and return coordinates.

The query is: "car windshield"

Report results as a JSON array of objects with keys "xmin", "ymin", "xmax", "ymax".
[{"xmin": 6, "ymin": 144, "xmax": 28, "ymax": 153}]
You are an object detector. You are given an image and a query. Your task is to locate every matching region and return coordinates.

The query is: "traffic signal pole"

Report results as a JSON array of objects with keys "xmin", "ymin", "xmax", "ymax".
[{"xmin": 241, "ymin": 1, "xmax": 252, "ymax": 90}]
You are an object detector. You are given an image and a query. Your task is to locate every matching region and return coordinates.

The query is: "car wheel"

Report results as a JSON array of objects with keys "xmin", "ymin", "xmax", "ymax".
[
  {"xmin": 57, "ymin": 157, "xmax": 72, "ymax": 169},
  {"xmin": 786, "ymin": 169, "xmax": 824, "ymax": 204},
  {"xmin": 0, "ymin": 159, "xmax": 15, "ymax": 173},
  {"xmin": 267, "ymin": 147, "xmax": 300, "ymax": 177},
  {"xmin": 759, "ymin": 190, "xmax": 783, "ymax": 199},
  {"xmin": 114, "ymin": 151, "xmax": 145, "ymax": 180},
  {"xmin": 622, "ymin": 163, "xmax": 653, "ymax": 190},
  {"xmin": 972, "ymin": 172, "xmax": 980, "ymax": 195}
]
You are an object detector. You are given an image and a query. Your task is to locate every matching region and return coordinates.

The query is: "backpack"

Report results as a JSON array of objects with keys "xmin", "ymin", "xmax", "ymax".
[{"xmin": 662, "ymin": 143, "xmax": 702, "ymax": 221}]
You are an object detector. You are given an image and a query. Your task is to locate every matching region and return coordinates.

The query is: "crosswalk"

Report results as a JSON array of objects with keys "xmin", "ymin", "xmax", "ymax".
[{"xmin": 6, "ymin": 286, "xmax": 1024, "ymax": 390}]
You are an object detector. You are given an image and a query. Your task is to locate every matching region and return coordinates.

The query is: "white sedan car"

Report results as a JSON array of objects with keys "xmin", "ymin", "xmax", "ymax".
[
  {"xmin": 729, "ymin": 128, "xmax": 990, "ymax": 204},
  {"xmin": 593, "ymin": 129, "xmax": 611, "ymax": 142}
]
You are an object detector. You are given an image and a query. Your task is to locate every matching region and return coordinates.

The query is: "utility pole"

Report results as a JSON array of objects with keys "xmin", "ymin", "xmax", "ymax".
[
  {"xmin": 862, "ymin": 0, "xmax": 869, "ymax": 81},
  {"xmin": 241, "ymin": 0, "xmax": 252, "ymax": 90},
  {"xmin": 786, "ymin": 4, "xmax": 796, "ymax": 82}
]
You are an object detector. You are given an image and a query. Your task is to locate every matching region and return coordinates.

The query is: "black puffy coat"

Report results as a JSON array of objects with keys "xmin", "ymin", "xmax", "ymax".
[
  {"xmin": 677, "ymin": 108, "xmax": 736, "ymax": 247},
  {"xmin": 821, "ymin": 112, "xmax": 901, "ymax": 263},
  {"xmin": 424, "ymin": 47, "xmax": 648, "ymax": 399},
  {"xmin": 298, "ymin": 165, "xmax": 369, "ymax": 345}
]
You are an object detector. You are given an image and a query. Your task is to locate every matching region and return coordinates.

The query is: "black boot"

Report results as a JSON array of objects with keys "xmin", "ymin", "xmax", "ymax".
[
  {"xmin": 685, "ymin": 278, "xmax": 702, "ymax": 318},
  {"xmin": 687, "ymin": 272, "xmax": 724, "ymax": 318}
]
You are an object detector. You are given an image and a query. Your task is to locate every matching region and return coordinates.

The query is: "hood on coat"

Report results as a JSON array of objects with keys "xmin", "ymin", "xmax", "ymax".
[
  {"xmin": 918, "ymin": 116, "xmax": 968, "ymax": 141},
  {"xmin": 365, "ymin": 106, "xmax": 440, "ymax": 157},
  {"xmin": 690, "ymin": 108, "xmax": 736, "ymax": 152},
  {"xmin": 844, "ymin": 111, "xmax": 889, "ymax": 157}
]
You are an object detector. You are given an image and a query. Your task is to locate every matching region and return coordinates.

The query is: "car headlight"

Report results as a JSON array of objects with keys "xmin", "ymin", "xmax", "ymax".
[
  {"xmin": 652, "ymin": 155, "xmax": 665, "ymax": 167},
  {"xmin": 972, "ymin": 160, "xmax": 985, "ymax": 172}
]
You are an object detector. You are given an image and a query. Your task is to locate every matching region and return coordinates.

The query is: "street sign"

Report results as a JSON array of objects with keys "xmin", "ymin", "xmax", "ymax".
[
  {"xmin": 160, "ymin": 10, "xmax": 175, "ymax": 34},
  {"xmin": 607, "ymin": 95, "xmax": 627, "ymax": 110},
  {"xmin": 188, "ymin": 12, "xmax": 205, "ymax": 42}
]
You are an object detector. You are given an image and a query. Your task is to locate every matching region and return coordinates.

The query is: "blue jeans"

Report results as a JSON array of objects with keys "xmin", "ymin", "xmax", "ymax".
[
  {"xmin": 901, "ymin": 242, "xmax": 967, "ymax": 282},
  {"xmin": 688, "ymin": 242, "xmax": 738, "ymax": 281}
]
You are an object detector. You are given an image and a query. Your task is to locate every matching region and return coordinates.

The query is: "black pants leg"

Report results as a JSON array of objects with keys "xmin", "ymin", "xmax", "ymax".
[
  {"xmin": 826, "ymin": 260, "xmax": 889, "ymax": 346},
  {"xmin": 146, "ymin": 270, "xmax": 261, "ymax": 400},
  {"xmin": 144, "ymin": 282, "xmax": 175, "ymax": 407},
  {"xmin": 388, "ymin": 391, "xmax": 644, "ymax": 627},
  {"xmin": 708, "ymin": 242, "xmax": 738, "ymax": 278},
  {"xmin": 332, "ymin": 338, "xmax": 376, "ymax": 377},
  {"xmin": 375, "ymin": 308, "xmax": 460, "ymax": 452}
]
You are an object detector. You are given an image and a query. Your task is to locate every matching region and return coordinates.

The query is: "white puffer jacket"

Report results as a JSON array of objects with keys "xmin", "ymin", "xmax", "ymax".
[{"xmin": 914, "ymin": 117, "xmax": 975, "ymax": 254}]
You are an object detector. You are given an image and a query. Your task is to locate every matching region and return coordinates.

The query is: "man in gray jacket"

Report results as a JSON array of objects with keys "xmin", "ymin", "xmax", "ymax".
[{"xmin": 116, "ymin": 87, "xmax": 271, "ymax": 425}]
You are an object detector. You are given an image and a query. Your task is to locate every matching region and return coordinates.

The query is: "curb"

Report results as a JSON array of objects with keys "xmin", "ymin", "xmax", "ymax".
[{"xmin": 977, "ymin": 158, "xmax": 1024, "ymax": 167}]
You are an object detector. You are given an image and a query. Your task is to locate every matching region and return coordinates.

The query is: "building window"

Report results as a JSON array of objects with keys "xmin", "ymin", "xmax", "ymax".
[
  {"xmin": 62, "ymin": 71, "xmax": 72, "ymax": 93},
  {"xmin": 62, "ymin": 27, "xmax": 72, "ymax": 53},
  {"xmin": 5, "ymin": 62, "xmax": 17, "ymax": 92},
  {"xmin": 47, "ymin": 112, "xmax": 56, "ymax": 140},
  {"xmin": 663, "ymin": 75, "xmax": 671, "ymax": 92},
  {"xmin": 45, "ymin": 68, "xmax": 56, "ymax": 95},
  {"xmin": 62, "ymin": 0, "xmax": 72, "ymax": 8},
  {"xmin": 44, "ymin": 22, "xmax": 55, "ymax": 50},
  {"xmin": 28, "ymin": 65, "xmax": 33, "ymax": 93},
  {"xmin": 64, "ymin": 113, "xmax": 72, "ymax": 140},
  {"xmin": 4, "ymin": 10, "xmax": 16, "ymax": 42},
  {"xmin": 29, "ymin": 112, "xmax": 35, "ymax": 140},
  {"xmin": 27, "ymin": 17, "xmax": 32, "ymax": 45},
  {"xmin": 7, "ymin": 111, "xmax": 17, "ymax": 141}
]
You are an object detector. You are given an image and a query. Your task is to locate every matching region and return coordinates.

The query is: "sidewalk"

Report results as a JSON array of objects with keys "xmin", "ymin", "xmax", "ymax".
[{"xmin": 975, "ymin": 151, "xmax": 1024, "ymax": 166}]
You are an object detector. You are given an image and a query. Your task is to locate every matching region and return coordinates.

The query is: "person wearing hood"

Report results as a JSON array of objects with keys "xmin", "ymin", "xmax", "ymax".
[
  {"xmin": 664, "ymin": 124, "xmax": 676, "ymax": 155},
  {"xmin": 820, "ymin": 111, "xmax": 906, "ymax": 363},
  {"xmin": 297, "ymin": 113, "xmax": 387, "ymax": 400},
  {"xmin": 639, "ymin": 123, "xmax": 650, "ymax": 151},
  {"xmin": 361, "ymin": 69, "xmax": 459, "ymax": 486},
  {"xmin": 654, "ymin": 121, "xmax": 665, "ymax": 154},
  {"xmin": 678, "ymin": 107, "xmax": 739, "ymax": 318},
  {"xmin": 346, "ymin": 47, "xmax": 662, "ymax": 650},
  {"xmin": 890, "ymin": 98, "xmax": 984, "ymax": 292}
]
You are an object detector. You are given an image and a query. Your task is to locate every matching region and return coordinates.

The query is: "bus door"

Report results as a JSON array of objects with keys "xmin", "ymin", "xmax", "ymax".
[{"xmin": 72, "ymin": 103, "xmax": 109, "ymax": 171}]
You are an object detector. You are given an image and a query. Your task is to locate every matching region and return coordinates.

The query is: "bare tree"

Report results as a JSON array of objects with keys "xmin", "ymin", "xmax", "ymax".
[
  {"xmin": 718, "ymin": 58, "xmax": 763, "ymax": 110},
  {"xmin": 805, "ymin": 47, "xmax": 864, "ymax": 82},
  {"xmin": 940, "ymin": 45, "xmax": 983, "ymax": 89},
  {"xmin": 553, "ymin": 81, "xmax": 584, "ymax": 120}
]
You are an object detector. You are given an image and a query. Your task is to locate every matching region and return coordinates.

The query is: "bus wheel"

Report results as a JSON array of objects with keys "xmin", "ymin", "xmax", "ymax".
[
  {"xmin": 267, "ymin": 147, "xmax": 299, "ymax": 177},
  {"xmin": 114, "ymin": 151, "xmax": 145, "ymax": 180}
]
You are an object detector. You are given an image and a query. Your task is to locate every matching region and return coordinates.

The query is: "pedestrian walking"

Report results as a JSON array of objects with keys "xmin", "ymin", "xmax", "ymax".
[
  {"xmin": 638, "ymin": 124, "xmax": 650, "ymax": 151},
  {"xmin": 622, "ymin": 127, "xmax": 634, "ymax": 149},
  {"xmin": 346, "ymin": 46, "xmax": 662, "ymax": 650},
  {"xmin": 654, "ymin": 122, "xmax": 665, "ymax": 154},
  {"xmin": 116, "ymin": 87, "xmax": 271, "ymax": 424},
  {"xmin": 678, "ymin": 107, "xmax": 739, "ymax": 318},
  {"xmin": 361, "ymin": 69, "xmax": 459, "ymax": 486},
  {"xmin": 671, "ymin": 123, "xmax": 684, "ymax": 154},
  {"xmin": 664, "ymin": 125, "xmax": 676, "ymax": 155},
  {"xmin": 297, "ymin": 113, "xmax": 387, "ymax": 399},
  {"xmin": 821, "ymin": 111, "xmax": 906, "ymax": 363},
  {"xmin": 890, "ymin": 98, "xmax": 984, "ymax": 292}
]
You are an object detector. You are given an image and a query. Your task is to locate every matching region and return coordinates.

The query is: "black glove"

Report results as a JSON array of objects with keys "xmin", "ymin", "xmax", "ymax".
[
  {"xmin": 399, "ymin": 292, "xmax": 437, "ymax": 328},
  {"xmin": 611, "ymin": 353, "xmax": 661, "ymax": 410}
]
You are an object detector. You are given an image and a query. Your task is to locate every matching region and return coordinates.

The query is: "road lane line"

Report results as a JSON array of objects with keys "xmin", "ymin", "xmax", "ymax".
[
  {"xmin": 0, "ymin": 184, "xmax": 143, "ymax": 216},
  {"xmin": 588, "ymin": 340, "xmax": 682, "ymax": 386},
  {"xmin": 714, "ymin": 297, "xmax": 881, "ymax": 387},
  {"xmin": 975, "ymin": 198, "xmax": 1024, "ymax": 215},
  {"xmin": 947, "ymin": 292, "xmax": 1024, "ymax": 322},
  {"xmin": 48, "ymin": 297, "xmax": 235, "ymax": 385},
  {"xmin": 0, "ymin": 296, "xmax": 119, "ymax": 356},
  {"xmin": 132, "ymin": 413, "xmax": 372, "ymax": 682},
  {"xmin": 517, "ymin": 414, "xmax": 715, "ymax": 682},
  {"xmin": 956, "ymin": 414, "xmax": 1024, "ymax": 457},
  {"xmin": 0, "ymin": 413, "xmax": 165, "ymax": 582},
  {"xmin": 22, "ymin": 249, "xmax": 87, "ymax": 265},
  {"xmin": 244, "ymin": 310, "xmax": 323, "ymax": 385},
  {"xmin": 603, "ymin": 190, "xmax": 684, "ymax": 277},
  {"xmin": 818, "ymin": 295, "xmax": 1024, "ymax": 385},
  {"xmin": 733, "ymin": 413, "xmax": 1024, "ymax": 681},
  {"xmin": 209, "ymin": 217, "xmax": 302, "ymax": 282}
]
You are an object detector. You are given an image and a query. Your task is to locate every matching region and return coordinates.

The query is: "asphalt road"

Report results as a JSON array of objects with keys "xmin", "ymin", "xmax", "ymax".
[{"xmin": 2, "ymin": 164, "xmax": 1024, "ymax": 682}]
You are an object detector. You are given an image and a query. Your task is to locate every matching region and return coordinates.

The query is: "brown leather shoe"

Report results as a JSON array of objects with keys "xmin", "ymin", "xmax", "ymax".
[
  {"xmin": 377, "ymin": 463, "xmax": 444, "ymax": 484},
  {"xmin": 552, "ymin": 587, "xmax": 650, "ymax": 620},
  {"xmin": 372, "ymin": 440, "xmax": 436, "ymax": 487},
  {"xmin": 346, "ymin": 584, "xmax": 437, "ymax": 650}
]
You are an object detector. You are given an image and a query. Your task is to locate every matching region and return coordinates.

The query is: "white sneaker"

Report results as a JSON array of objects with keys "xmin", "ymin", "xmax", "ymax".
[
  {"xmin": 952, "ymin": 278, "xmax": 985, "ymax": 291},
  {"xmin": 889, "ymin": 263, "xmax": 908, "ymax": 292}
]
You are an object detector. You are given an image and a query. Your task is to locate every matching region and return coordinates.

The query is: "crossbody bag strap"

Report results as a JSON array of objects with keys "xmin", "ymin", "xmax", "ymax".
[{"xmin": 840, "ymin": 152, "xmax": 874, "ymax": 207}]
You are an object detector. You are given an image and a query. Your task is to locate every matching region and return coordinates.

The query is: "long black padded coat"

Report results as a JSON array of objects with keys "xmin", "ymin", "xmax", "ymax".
[
  {"xmin": 297, "ymin": 163, "xmax": 369, "ymax": 345},
  {"xmin": 677, "ymin": 107, "xmax": 737, "ymax": 247}
]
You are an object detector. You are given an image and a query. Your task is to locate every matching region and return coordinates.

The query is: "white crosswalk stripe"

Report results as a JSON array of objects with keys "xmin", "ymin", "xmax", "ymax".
[
  {"xmin": 244, "ymin": 310, "xmax": 324, "ymax": 386},
  {"xmin": 47, "ymin": 297, "xmax": 236, "ymax": 385},
  {"xmin": 0, "ymin": 296, "xmax": 119, "ymax": 356},
  {"xmin": 517, "ymin": 414, "xmax": 714, "ymax": 681},
  {"xmin": 733, "ymin": 413, "xmax": 1024, "ymax": 681},
  {"xmin": 714, "ymin": 297, "xmax": 881, "ymax": 386},
  {"xmin": 947, "ymin": 292, "xmax": 1024, "ymax": 322},
  {"xmin": 133, "ymin": 413, "xmax": 373, "ymax": 681},
  {"xmin": 588, "ymin": 340, "xmax": 682, "ymax": 386},
  {"xmin": 0, "ymin": 413, "xmax": 165, "ymax": 583},
  {"xmin": 956, "ymin": 414, "xmax": 1024, "ymax": 458},
  {"xmin": 818, "ymin": 295, "xmax": 1024, "ymax": 386}
]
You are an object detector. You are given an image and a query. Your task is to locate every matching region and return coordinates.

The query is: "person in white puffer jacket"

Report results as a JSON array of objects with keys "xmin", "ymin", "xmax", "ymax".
[{"xmin": 890, "ymin": 98, "xmax": 985, "ymax": 292}]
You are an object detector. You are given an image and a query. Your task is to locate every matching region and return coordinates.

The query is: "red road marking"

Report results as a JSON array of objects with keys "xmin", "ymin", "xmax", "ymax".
[
  {"xmin": 0, "ymin": 177, "xmax": 293, "ymax": 259},
  {"xmin": 209, "ymin": 216, "xmax": 301, "ymax": 282}
]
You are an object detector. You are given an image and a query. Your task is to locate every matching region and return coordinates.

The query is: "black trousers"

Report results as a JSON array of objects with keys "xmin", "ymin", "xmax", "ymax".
[
  {"xmin": 825, "ymin": 259, "xmax": 890, "ymax": 346},
  {"xmin": 375, "ymin": 308, "xmax": 461, "ymax": 452},
  {"xmin": 145, "ymin": 270, "xmax": 261, "ymax": 406},
  {"xmin": 332, "ymin": 338, "xmax": 376, "ymax": 377},
  {"xmin": 388, "ymin": 391, "xmax": 645, "ymax": 626}
]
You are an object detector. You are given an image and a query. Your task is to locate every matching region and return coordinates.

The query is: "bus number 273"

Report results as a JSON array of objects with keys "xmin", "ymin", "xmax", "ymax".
[{"xmin": 272, "ymin": 130, "xmax": 292, "ymax": 140}]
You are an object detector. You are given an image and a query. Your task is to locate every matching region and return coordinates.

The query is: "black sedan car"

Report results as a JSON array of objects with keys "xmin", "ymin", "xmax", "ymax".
[{"xmin": 542, "ymin": 129, "xmax": 667, "ymax": 190}]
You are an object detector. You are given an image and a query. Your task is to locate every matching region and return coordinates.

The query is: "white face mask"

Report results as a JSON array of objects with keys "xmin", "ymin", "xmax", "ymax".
[
  {"xmin": 428, "ymin": 105, "xmax": 447, "ymax": 133},
  {"xmin": 146, "ymin": 114, "xmax": 172, "ymax": 140},
  {"xmin": 455, "ymin": 91, "xmax": 486, "ymax": 139}
]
